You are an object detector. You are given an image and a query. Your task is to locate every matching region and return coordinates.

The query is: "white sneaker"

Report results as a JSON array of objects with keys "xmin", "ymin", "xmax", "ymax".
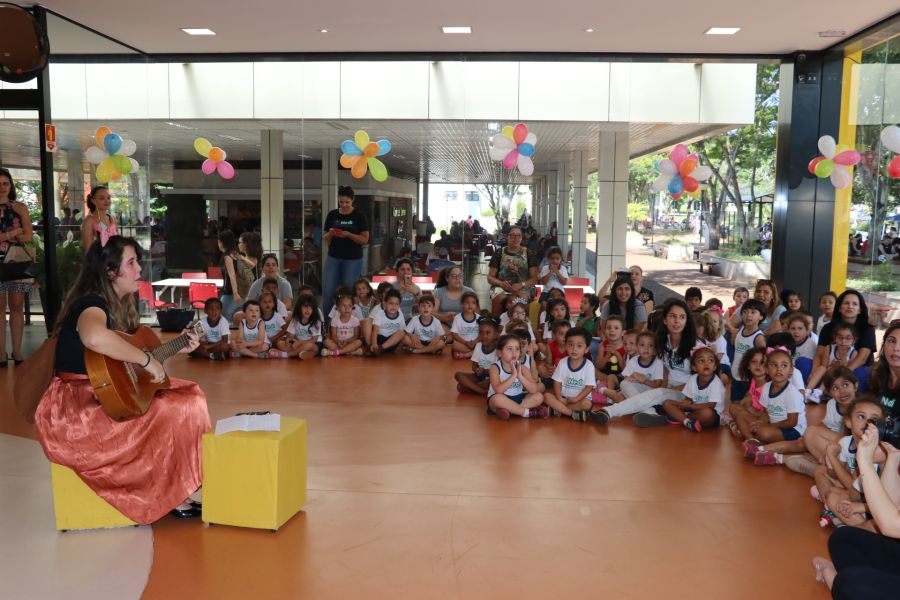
[
  {"xmin": 321, "ymin": 348, "xmax": 331, "ymax": 357},
  {"xmin": 805, "ymin": 389, "xmax": 823, "ymax": 404}
]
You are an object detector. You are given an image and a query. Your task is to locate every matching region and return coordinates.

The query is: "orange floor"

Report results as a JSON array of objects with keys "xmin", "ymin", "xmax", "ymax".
[{"xmin": 1, "ymin": 354, "xmax": 833, "ymax": 599}]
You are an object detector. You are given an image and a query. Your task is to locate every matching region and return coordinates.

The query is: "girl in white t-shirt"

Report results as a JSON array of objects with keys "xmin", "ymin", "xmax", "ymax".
[
  {"xmin": 450, "ymin": 292, "xmax": 481, "ymax": 359},
  {"xmin": 455, "ymin": 318, "xmax": 500, "ymax": 395},
  {"xmin": 487, "ymin": 334, "xmax": 547, "ymax": 420},
  {"xmin": 323, "ymin": 294, "xmax": 364, "ymax": 357},
  {"xmin": 738, "ymin": 347, "xmax": 807, "ymax": 457},
  {"xmin": 258, "ymin": 291, "xmax": 286, "ymax": 345},
  {"xmin": 191, "ymin": 297, "xmax": 231, "ymax": 360},
  {"xmin": 662, "ymin": 346, "xmax": 726, "ymax": 432},
  {"xmin": 537, "ymin": 246, "xmax": 569, "ymax": 311},
  {"xmin": 272, "ymin": 294, "xmax": 322, "ymax": 360}
]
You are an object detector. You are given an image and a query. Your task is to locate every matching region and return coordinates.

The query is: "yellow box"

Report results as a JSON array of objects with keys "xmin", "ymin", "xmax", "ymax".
[
  {"xmin": 202, "ymin": 417, "xmax": 307, "ymax": 530},
  {"xmin": 50, "ymin": 463, "xmax": 136, "ymax": 531}
]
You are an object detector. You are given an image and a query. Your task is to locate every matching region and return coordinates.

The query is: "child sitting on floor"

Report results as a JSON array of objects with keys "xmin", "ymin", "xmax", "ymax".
[
  {"xmin": 805, "ymin": 323, "xmax": 858, "ymax": 401},
  {"xmin": 543, "ymin": 327, "xmax": 596, "ymax": 421},
  {"xmin": 369, "ymin": 288, "xmax": 406, "ymax": 355},
  {"xmin": 455, "ymin": 316, "xmax": 500, "ymax": 395},
  {"xmin": 662, "ymin": 346, "xmax": 726, "ymax": 432},
  {"xmin": 323, "ymin": 293, "xmax": 364, "ymax": 357},
  {"xmin": 508, "ymin": 322, "xmax": 545, "ymax": 393},
  {"xmin": 726, "ymin": 286, "xmax": 750, "ymax": 319},
  {"xmin": 601, "ymin": 331, "xmax": 664, "ymax": 404},
  {"xmin": 403, "ymin": 294, "xmax": 447, "ymax": 354},
  {"xmin": 501, "ymin": 299, "xmax": 536, "ymax": 340},
  {"xmin": 272, "ymin": 293, "xmax": 321, "ymax": 360},
  {"xmin": 261, "ymin": 277, "xmax": 289, "ymax": 318},
  {"xmin": 739, "ymin": 346, "xmax": 807, "ymax": 455},
  {"xmin": 538, "ymin": 319, "xmax": 572, "ymax": 387},
  {"xmin": 727, "ymin": 347, "xmax": 768, "ymax": 437},
  {"xmin": 191, "ymin": 297, "xmax": 231, "ymax": 360},
  {"xmin": 816, "ymin": 291, "xmax": 837, "ymax": 335},
  {"xmin": 230, "ymin": 299, "xmax": 269, "ymax": 359},
  {"xmin": 362, "ymin": 281, "xmax": 395, "ymax": 346},
  {"xmin": 731, "ymin": 299, "xmax": 768, "ymax": 402},
  {"xmin": 450, "ymin": 291, "xmax": 481, "ymax": 359},
  {"xmin": 594, "ymin": 315, "xmax": 627, "ymax": 398},
  {"xmin": 354, "ymin": 278, "xmax": 378, "ymax": 319},
  {"xmin": 259, "ymin": 290, "xmax": 286, "ymax": 346},
  {"xmin": 486, "ymin": 334, "xmax": 548, "ymax": 420}
]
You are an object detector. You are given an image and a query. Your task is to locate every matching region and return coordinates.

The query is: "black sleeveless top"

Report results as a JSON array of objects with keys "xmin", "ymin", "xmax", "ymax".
[{"xmin": 55, "ymin": 294, "xmax": 111, "ymax": 374}]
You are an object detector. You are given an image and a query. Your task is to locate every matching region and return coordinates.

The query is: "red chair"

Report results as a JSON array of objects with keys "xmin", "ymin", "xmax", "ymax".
[
  {"xmin": 189, "ymin": 282, "xmax": 220, "ymax": 316},
  {"xmin": 430, "ymin": 271, "xmax": 442, "ymax": 283},
  {"xmin": 568, "ymin": 277, "xmax": 590, "ymax": 286},
  {"xmin": 411, "ymin": 276, "xmax": 432, "ymax": 284},
  {"xmin": 138, "ymin": 280, "xmax": 176, "ymax": 310},
  {"xmin": 183, "ymin": 272, "xmax": 205, "ymax": 279},
  {"xmin": 565, "ymin": 287, "xmax": 584, "ymax": 318},
  {"xmin": 283, "ymin": 258, "xmax": 301, "ymax": 273},
  {"xmin": 207, "ymin": 266, "xmax": 223, "ymax": 279},
  {"xmin": 384, "ymin": 268, "xmax": 397, "ymax": 276},
  {"xmin": 372, "ymin": 275, "xmax": 397, "ymax": 283}
]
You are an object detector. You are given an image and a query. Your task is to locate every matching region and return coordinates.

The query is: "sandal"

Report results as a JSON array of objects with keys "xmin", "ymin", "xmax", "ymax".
[{"xmin": 727, "ymin": 421, "xmax": 741, "ymax": 438}]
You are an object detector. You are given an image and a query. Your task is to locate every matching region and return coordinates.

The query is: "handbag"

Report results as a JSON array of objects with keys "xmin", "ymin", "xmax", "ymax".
[
  {"xmin": 0, "ymin": 243, "xmax": 37, "ymax": 282},
  {"xmin": 13, "ymin": 335, "xmax": 57, "ymax": 424}
]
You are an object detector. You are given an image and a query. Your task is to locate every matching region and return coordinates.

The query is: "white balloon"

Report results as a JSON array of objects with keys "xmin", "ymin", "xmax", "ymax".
[
  {"xmin": 128, "ymin": 158, "xmax": 140, "ymax": 172},
  {"xmin": 650, "ymin": 175, "xmax": 670, "ymax": 193},
  {"xmin": 830, "ymin": 166, "xmax": 852, "ymax": 189},
  {"xmin": 489, "ymin": 146, "xmax": 510, "ymax": 161},
  {"xmin": 491, "ymin": 133, "xmax": 516, "ymax": 150},
  {"xmin": 517, "ymin": 154, "xmax": 534, "ymax": 177},
  {"xmin": 818, "ymin": 135, "xmax": 836, "ymax": 159},
  {"xmin": 880, "ymin": 125, "xmax": 900, "ymax": 154},
  {"xmin": 119, "ymin": 139, "xmax": 137, "ymax": 157},
  {"xmin": 658, "ymin": 159, "xmax": 677, "ymax": 177},
  {"xmin": 692, "ymin": 166, "xmax": 713, "ymax": 182},
  {"xmin": 523, "ymin": 132, "xmax": 537, "ymax": 146},
  {"xmin": 85, "ymin": 146, "xmax": 106, "ymax": 165}
]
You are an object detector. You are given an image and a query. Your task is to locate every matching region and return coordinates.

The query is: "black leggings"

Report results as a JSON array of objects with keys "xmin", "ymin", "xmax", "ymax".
[{"xmin": 829, "ymin": 527, "xmax": 900, "ymax": 599}]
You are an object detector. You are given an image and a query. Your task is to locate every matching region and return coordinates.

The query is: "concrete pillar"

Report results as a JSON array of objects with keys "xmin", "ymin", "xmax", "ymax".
[
  {"xmin": 546, "ymin": 170, "xmax": 558, "ymax": 240},
  {"xmin": 531, "ymin": 174, "xmax": 543, "ymax": 231},
  {"xmin": 65, "ymin": 151, "xmax": 85, "ymax": 219},
  {"xmin": 571, "ymin": 153, "xmax": 589, "ymax": 276},
  {"xmin": 557, "ymin": 162, "xmax": 570, "ymax": 257},
  {"xmin": 260, "ymin": 130, "xmax": 284, "ymax": 261},
  {"xmin": 320, "ymin": 148, "xmax": 339, "ymax": 278},
  {"xmin": 595, "ymin": 131, "xmax": 630, "ymax": 285}
]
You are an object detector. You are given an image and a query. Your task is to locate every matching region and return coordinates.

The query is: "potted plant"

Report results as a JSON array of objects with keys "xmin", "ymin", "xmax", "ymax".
[{"xmin": 29, "ymin": 231, "xmax": 83, "ymax": 310}]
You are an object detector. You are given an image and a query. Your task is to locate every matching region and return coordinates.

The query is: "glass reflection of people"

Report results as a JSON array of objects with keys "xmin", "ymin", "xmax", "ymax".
[{"xmin": 34, "ymin": 236, "xmax": 210, "ymax": 522}]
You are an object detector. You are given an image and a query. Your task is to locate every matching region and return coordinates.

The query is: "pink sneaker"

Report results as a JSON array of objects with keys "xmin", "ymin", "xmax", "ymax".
[
  {"xmin": 494, "ymin": 408, "xmax": 510, "ymax": 420},
  {"xmin": 754, "ymin": 451, "xmax": 780, "ymax": 466},
  {"xmin": 742, "ymin": 440, "xmax": 762, "ymax": 459},
  {"xmin": 591, "ymin": 387, "xmax": 610, "ymax": 405},
  {"xmin": 526, "ymin": 406, "xmax": 550, "ymax": 419}
]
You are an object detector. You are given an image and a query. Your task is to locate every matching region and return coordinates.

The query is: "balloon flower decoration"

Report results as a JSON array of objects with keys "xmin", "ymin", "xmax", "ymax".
[
  {"xmin": 651, "ymin": 144, "xmax": 712, "ymax": 199},
  {"xmin": 808, "ymin": 135, "xmax": 860, "ymax": 189},
  {"xmin": 194, "ymin": 138, "xmax": 235, "ymax": 180},
  {"xmin": 881, "ymin": 125, "xmax": 900, "ymax": 179},
  {"xmin": 489, "ymin": 123, "xmax": 536, "ymax": 177},
  {"xmin": 85, "ymin": 127, "xmax": 140, "ymax": 184},
  {"xmin": 340, "ymin": 131, "xmax": 391, "ymax": 182}
]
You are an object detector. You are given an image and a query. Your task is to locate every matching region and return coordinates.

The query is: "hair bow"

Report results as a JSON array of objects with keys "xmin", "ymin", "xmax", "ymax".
[
  {"xmin": 709, "ymin": 305, "xmax": 724, "ymax": 316},
  {"xmin": 766, "ymin": 345, "xmax": 789, "ymax": 355}
]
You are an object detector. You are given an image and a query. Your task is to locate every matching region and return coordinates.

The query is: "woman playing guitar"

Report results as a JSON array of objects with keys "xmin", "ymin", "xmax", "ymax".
[{"xmin": 34, "ymin": 236, "xmax": 211, "ymax": 522}]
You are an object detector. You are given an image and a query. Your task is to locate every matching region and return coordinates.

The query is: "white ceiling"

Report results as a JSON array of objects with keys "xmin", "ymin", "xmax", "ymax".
[
  {"xmin": 0, "ymin": 118, "xmax": 733, "ymax": 183},
  {"xmin": 36, "ymin": 1, "xmax": 897, "ymax": 55}
]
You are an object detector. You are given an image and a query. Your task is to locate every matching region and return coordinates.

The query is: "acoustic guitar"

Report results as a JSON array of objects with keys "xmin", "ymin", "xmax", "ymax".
[{"xmin": 85, "ymin": 322, "xmax": 203, "ymax": 421}]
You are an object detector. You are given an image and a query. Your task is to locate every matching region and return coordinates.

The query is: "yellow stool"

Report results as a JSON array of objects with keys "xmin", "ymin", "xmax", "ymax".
[
  {"xmin": 50, "ymin": 463, "xmax": 136, "ymax": 531},
  {"xmin": 201, "ymin": 417, "xmax": 307, "ymax": 531}
]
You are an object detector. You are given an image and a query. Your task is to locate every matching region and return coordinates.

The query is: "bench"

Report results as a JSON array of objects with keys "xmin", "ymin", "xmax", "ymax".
[
  {"xmin": 642, "ymin": 235, "xmax": 652, "ymax": 246},
  {"xmin": 870, "ymin": 304, "xmax": 897, "ymax": 328},
  {"xmin": 697, "ymin": 259, "xmax": 720, "ymax": 275}
]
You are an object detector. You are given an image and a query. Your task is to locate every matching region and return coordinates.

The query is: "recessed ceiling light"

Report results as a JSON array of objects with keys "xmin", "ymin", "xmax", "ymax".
[
  {"xmin": 819, "ymin": 30, "xmax": 847, "ymax": 38},
  {"xmin": 319, "ymin": 28, "xmax": 328, "ymax": 34},
  {"xmin": 704, "ymin": 27, "xmax": 741, "ymax": 35},
  {"xmin": 442, "ymin": 26, "xmax": 472, "ymax": 34},
  {"xmin": 584, "ymin": 27, "xmax": 595, "ymax": 33},
  {"xmin": 181, "ymin": 28, "xmax": 216, "ymax": 36}
]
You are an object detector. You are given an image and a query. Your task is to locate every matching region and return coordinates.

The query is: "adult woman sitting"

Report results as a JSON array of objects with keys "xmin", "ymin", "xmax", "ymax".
[
  {"xmin": 34, "ymin": 236, "xmax": 209, "ymax": 523},
  {"xmin": 323, "ymin": 185, "xmax": 369, "ymax": 314},
  {"xmin": 80, "ymin": 186, "xmax": 118, "ymax": 253},
  {"xmin": 816, "ymin": 289, "xmax": 878, "ymax": 390},
  {"xmin": 432, "ymin": 265, "xmax": 476, "ymax": 328},
  {"xmin": 727, "ymin": 279, "xmax": 784, "ymax": 337},
  {"xmin": 870, "ymin": 322, "xmax": 900, "ymax": 417},
  {"xmin": 0, "ymin": 167, "xmax": 34, "ymax": 365},
  {"xmin": 392, "ymin": 257, "xmax": 422, "ymax": 320},
  {"xmin": 486, "ymin": 226, "xmax": 538, "ymax": 316},
  {"xmin": 248, "ymin": 253, "xmax": 293, "ymax": 311},
  {"xmin": 599, "ymin": 276, "xmax": 648, "ymax": 333}
]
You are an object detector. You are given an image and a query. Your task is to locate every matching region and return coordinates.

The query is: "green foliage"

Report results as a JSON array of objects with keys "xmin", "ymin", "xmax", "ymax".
[
  {"xmin": 14, "ymin": 178, "xmax": 43, "ymax": 224},
  {"xmin": 29, "ymin": 231, "xmax": 83, "ymax": 296},
  {"xmin": 710, "ymin": 248, "xmax": 765, "ymax": 263},
  {"xmin": 627, "ymin": 202, "xmax": 649, "ymax": 224},
  {"xmin": 846, "ymin": 261, "xmax": 899, "ymax": 292}
]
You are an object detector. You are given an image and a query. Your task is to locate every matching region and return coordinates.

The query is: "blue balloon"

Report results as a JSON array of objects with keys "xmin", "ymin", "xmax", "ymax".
[
  {"xmin": 103, "ymin": 133, "xmax": 122, "ymax": 156},
  {"xmin": 517, "ymin": 143, "xmax": 535, "ymax": 157},
  {"xmin": 667, "ymin": 175, "xmax": 684, "ymax": 195},
  {"xmin": 341, "ymin": 140, "xmax": 362, "ymax": 156},
  {"xmin": 376, "ymin": 139, "xmax": 392, "ymax": 156}
]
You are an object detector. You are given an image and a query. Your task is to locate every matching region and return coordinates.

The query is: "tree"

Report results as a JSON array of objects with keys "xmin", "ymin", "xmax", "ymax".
[
  {"xmin": 14, "ymin": 178, "xmax": 43, "ymax": 225},
  {"xmin": 474, "ymin": 183, "xmax": 522, "ymax": 233}
]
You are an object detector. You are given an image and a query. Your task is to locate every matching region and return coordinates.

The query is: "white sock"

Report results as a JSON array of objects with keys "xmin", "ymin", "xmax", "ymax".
[
  {"xmin": 774, "ymin": 453, "xmax": 784, "ymax": 464},
  {"xmin": 522, "ymin": 409, "xmax": 530, "ymax": 418},
  {"xmin": 684, "ymin": 418, "xmax": 691, "ymax": 426}
]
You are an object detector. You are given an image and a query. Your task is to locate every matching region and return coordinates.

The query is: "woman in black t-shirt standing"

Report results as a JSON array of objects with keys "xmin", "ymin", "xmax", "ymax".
[{"xmin": 322, "ymin": 186, "xmax": 369, "ymax": 314}]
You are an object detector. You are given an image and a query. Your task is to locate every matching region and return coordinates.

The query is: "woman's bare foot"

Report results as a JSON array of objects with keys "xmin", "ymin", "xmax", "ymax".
[{"xmin": 812, "ymin": 557, "xmax": 836, "ymax": 589}]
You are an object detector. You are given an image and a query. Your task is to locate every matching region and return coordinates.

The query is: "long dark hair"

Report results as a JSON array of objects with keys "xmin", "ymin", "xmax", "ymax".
[
  {"xmin": 871, "ymin": 323, "xmax": 900, "ymax": 408},
  {"xmin": 436, "ymin": 266, "xmax": 462, "ymax": 289},
  {"xmin": 832, "ymin": 289, "xmax": 870, "ymax": 330},
  {"xmin": 292, "ymin": 292, "xmax": 321, "ymax": 328},
  {"xmin": 608, "ymin": 276, "xmax": 637, "ymax": 328},
  {"xmin": 218, "ymin": 229, "xmax": 237, "ymax": 255},
  {"xmin": 655, "ymin": 299, "xmax": 697, "ymax": 361},
  {"xmin": 54, "ymin": 236, "xmax": 142, "ymax": 334},
  {"xmin": 0, "ymin": 167, "xmax": 16, "ymax": 201},
  {"xmin": 86, "ymin": 185, "xmax": 108, "ymax": 213}
]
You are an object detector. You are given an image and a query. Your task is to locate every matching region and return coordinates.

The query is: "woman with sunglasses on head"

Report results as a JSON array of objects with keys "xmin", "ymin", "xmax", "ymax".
[{"xmin": 0, "ymin": 168, "xmax": 34, "ymax": 365}]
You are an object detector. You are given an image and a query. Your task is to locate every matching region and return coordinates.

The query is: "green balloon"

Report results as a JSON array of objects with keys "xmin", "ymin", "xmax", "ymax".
[
  {"xmin": 814, "ymin": 158, "xmax": 834, "ymax": 178},
  {"xmin": 368, "ymin": 158, "xmax": 388, "ymax": 182},
  {"xmin": 113, "ymin": 154, "xmax": 132, "ymax": 175}
]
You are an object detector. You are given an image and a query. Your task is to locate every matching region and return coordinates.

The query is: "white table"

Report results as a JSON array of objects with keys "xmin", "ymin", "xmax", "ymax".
[{"xmin": 152, "ymin": 278, "xmax": 223, "ymax": 304}]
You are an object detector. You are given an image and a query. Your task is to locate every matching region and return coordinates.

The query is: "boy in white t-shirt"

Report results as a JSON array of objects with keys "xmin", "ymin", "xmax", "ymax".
[
  {"xmin": 191, "ymin": 297, "xmax": 231, "ymax": 360},
  {"xmin": 403, "ymin": 295, "xmax": 447, "ymax": 354},
  {"xmin": 455, "ymin": 317, "xmax": 500, "ymax": 395},
  {"xmin": 370, "ymin": 289, "xmax": 406, "ymax": 355},
  {"xmin": 543, "ymin": 327, "xmax": 596, "ymax": 421}
]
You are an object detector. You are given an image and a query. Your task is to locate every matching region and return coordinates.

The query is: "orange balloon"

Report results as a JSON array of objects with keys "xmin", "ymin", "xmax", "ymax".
[
  {"xmin": 350, "ymin": 158, "xmax": 368, "ymax": 179},
  {"xmin": 363, "ymin": 142, "xmax": 379, "ymax": 158},
  {"xmin": 678, "ymin": 159, "xmax": 697, "ymax": 177},
  {"xmin": 340, "ymin": 154, "xmax": 358, "ymax": 169},
  {"xmin": 208, "ymin": 147, "xmax": 225, "ymax": 163},
  {"xmin": 95, "ymin": 126, "xmax": 111, "ymax": 146}
]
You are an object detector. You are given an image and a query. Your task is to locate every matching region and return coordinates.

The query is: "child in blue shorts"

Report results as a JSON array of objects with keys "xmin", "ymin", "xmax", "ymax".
[{"xmin": 455, "ymin": 316, "xmax": 500, "ymax": 395}]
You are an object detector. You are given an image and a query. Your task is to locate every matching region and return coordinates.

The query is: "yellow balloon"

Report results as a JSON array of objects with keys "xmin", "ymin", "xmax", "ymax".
[
  {"xmin": 96, "ymin": 158, "xmax": 113, "ymax": 183},
  {"xmin": 354, "ymin": 130, "xmax": 370, "ymax": 149},
  {"xmin": 95, "ymin": 126, "xmax": 111, "ymax": 146},
  {"xmin": 194, "ymin": 137, "xmax": 212, "ymax": 157},
  {"xmin": 502, "ymin": 125, "xmax": 515, "ymax": 141}
]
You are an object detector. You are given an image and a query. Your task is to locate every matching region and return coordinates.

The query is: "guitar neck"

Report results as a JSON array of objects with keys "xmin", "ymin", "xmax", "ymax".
[{"xmin": 151, "ymin": 333, "xmax": 190, "ymax": 363}]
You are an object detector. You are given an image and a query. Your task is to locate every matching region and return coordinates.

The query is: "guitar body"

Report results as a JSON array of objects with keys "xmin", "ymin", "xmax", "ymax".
[{"xmin": 85, "ymin": 326, "xmax": 170, "ymax": 421}]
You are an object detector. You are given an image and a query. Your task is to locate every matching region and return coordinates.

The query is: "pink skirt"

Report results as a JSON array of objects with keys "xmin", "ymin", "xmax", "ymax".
[{"xmin": 34, "ymin": 373, "xmax": 211, "ymax": 525}]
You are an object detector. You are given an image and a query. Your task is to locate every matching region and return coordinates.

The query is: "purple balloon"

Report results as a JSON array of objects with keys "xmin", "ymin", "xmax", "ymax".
[
  {"xmin": 217, "ymin": 161, "xmax": 235, "ymax": 180},
  {"xmin": 201, "ymin": 159, "xmax": 216, "ymax": 175}
]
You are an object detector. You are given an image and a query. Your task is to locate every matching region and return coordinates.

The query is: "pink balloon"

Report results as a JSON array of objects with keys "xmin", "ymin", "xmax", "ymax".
[
  {"xmin": 201, "ymin": 159, "xmax": 216, "ymax": 175},
  {"xmin": 502, "ymin": 150, "xmax": 518, "ymax": 170},
  {"xmin": 830, "ymin": 167, "xmax": 852, "ymax": 189},
  {"xmin": 513, "ymin": 123, "xmax": 528, "ymax": 146},
  {"xmin": 833, "ymin": 150, "xmax": 861, "ymax": 166},
  {"xmin": 217, "ymin": 161, "xmax": 235, "ymax": 179},
  {"xmin": 670, "ymin": 144, "xmax": 688, "ymax": 167},
  {"xmin": 686, "ymin": 154, "xmax": 699, "ymax": 163}
]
